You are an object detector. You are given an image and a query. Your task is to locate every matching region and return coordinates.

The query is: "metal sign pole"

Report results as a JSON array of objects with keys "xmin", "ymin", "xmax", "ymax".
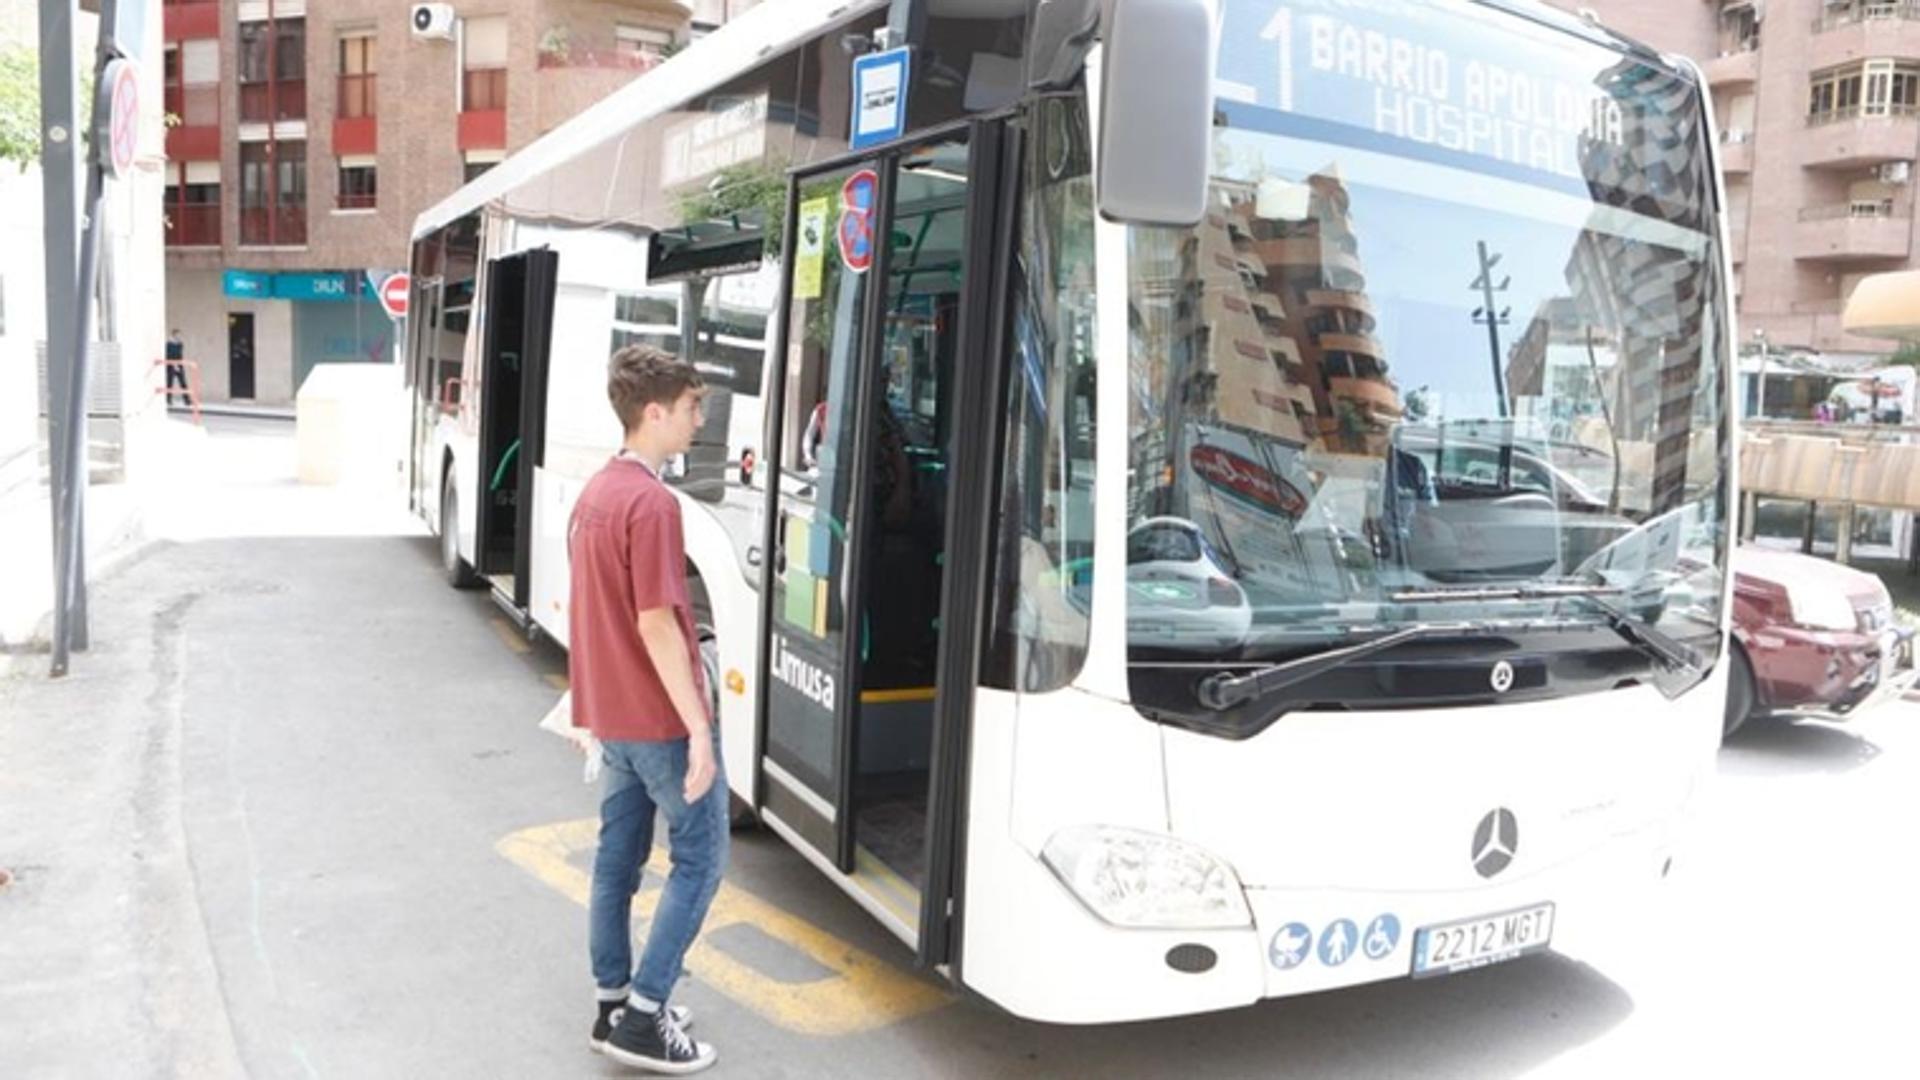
[
  {"xmin": 44, "ymin": 0, "xmax": 132, "ymax": 676},
  {"xmin": 40, "ymin": 0, "xmax": 81, "ymax": 676}
]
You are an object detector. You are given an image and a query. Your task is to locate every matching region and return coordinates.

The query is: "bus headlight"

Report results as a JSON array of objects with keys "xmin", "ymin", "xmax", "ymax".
[{"xmin": 1041, "ymin": 825, "xmax": 1252, "ymax": 930}]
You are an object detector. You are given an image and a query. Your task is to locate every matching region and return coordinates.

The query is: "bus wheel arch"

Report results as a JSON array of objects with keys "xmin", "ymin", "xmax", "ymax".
[{"xmin": 686, "ymin": 561, "xmax": 757, "ymax": 830}]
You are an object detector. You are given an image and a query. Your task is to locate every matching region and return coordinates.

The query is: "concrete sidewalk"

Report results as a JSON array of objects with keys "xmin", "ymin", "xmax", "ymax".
[{"xmin": 0, "ymin": 462, "xmax": 150, "ymax": 661}]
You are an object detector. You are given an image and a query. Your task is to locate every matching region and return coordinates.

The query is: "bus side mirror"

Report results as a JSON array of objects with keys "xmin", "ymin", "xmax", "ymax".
[{"xmin": 1096, "ymin": 0, "xmax": 1218, "ymax": 228}]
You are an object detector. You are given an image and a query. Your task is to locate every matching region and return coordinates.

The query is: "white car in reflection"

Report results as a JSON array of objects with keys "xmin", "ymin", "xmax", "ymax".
[{"xmin": 1127, "ymin": 517, "xmax": 1254, "ymax": 652}]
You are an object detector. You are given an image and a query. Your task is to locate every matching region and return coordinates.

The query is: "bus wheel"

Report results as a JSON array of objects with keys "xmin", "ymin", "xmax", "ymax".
[
  {"xmin": 1723, "ymin": 644, "xmax": 1758, "ymax": 741},
  {"xmin": 441, "ymin": 479, "xmax": 481, "ymax": 590}
]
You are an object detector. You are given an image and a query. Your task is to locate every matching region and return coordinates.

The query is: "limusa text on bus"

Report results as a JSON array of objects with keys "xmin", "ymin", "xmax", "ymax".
[{"xmin": 771, "ymin": 634, "xmax": 836, "ymax": 712}]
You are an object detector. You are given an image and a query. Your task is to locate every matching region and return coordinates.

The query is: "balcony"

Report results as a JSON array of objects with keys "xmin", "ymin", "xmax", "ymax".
[
  {"xmin": 536, "ymin": 40, "xmax": 666, "ymax": 73},
  {"xmin": 1802, "ymin": 106, "xmax": 1920, "ymax": 168},
  {"xmin": 1253, "ymin": 237, "xmax": 1364, "ymax": 284},
  {"xmin": 1719, "ymin": 130, "xmax": 1753, "ymax": 175},
  {"xmin": 162, "ymin": 0, "xmax": 218, "ymax": 41},
  {"xmin": 165, "ymin": 203, "xmax": 220, "ymax": 247},
  {"xmin": 458, "ymin": 109, "xmax": 507, "ymax": 151},
  {"xmin": 238, "ymin": 79, "xmax": 307, "ymax": 123},
  {"xmin": 239, "ymin": 205, "xmax": 307, "ymax": 247},
  {"xmin": 1794, "ymin": 201, "xmax": 1913, "ymax": 262},
  {"xmin": 1703, "ymin": 45, "xmax": 1759, "ymax": 88},
  {"xmin": 334, "ymin": 116, "xmax": 376, "ymax": 156},
  {"xmin": 1305, "ymin": 289, "xmax": 1375, "ymax": 321},
  {"xmin": 1318, "ymin": 330, "xmax": 1387, "ymax": 360},
  {"xmin": 1811, "ymin": 5, "xmax": 1920, "ymax": 70},
  {"xmin": 1251, "ymin": 291, "xmax": 1287, "ymax": 322}
]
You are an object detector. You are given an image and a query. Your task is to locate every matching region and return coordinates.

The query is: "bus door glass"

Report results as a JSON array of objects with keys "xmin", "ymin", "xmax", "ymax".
[{"xmin": 758, "ymin": 129, "xmax": 986, "ymax": 939}]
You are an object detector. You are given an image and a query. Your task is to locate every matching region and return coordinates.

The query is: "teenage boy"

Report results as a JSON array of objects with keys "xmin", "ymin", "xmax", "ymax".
[{"xmin": 570, "ymin": 344, "xmax": 726, "ymax": 1074}]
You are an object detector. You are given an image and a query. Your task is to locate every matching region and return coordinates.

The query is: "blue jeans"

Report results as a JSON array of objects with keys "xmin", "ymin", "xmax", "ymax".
[{"xmin": 589, "ymin": 733, "xmax": 729, "ymax": 1006}]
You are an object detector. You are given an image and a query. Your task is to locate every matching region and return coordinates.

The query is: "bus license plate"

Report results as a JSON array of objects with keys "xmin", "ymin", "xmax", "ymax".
[{"xmin": 1411, "ymin": 903, "xmax": 1555, "ymax": 979}]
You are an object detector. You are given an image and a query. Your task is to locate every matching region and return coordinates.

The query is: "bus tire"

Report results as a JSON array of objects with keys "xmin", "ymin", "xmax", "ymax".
[
  {"xmin": 441, "ymin": 478, "xmax": 481, "ymax": 590},
  {"xmin": 1723, "ymin": 643, "xmax": 1758, "ymax": 741}
]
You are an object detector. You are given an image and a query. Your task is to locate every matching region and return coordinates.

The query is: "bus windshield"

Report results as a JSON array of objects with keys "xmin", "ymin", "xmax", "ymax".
[{"xmin": 1123, "ymin": 0, "xmax": 1730, "ymax": 680}]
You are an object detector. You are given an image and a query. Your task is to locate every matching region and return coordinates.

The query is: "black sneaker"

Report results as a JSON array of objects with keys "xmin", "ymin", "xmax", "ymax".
[
  {"xmin": 600, "ymin": 1004, "xmax": 716, "ymax": 1074},
  {"xmin": 591, "ymin": 1002, "xmax": 692, "ymax": 1053}
]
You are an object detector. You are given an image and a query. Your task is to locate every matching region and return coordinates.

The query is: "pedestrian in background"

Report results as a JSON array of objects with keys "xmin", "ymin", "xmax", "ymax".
[
  {"xmin": 164, "ymin": 329, "xmax": 189, "ymax": 409},
  {"xmin": 569, "ymin": 343, "xmax": 724, "ymax": 1074}
]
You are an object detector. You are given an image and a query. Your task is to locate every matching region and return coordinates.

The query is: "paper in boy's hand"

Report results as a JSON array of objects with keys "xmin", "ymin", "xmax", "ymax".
[{"xmin": 536, "ymin": 690, "xmax": 602, "ymax": 784}]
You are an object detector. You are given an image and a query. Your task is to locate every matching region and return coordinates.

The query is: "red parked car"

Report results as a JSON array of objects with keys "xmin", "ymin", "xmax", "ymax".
[{"xmin": 1726, "ymin": 546, "xmax": 1917, "ymax": 738}]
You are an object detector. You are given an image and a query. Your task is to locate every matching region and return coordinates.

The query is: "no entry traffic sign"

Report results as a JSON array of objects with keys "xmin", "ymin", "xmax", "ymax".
[{"xmin": 378, "ymin": 272, "xmax": 411, "ymax": 319}]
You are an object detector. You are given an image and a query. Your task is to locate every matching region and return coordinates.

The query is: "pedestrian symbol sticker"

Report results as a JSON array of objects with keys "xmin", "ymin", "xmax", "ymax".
[
  {"xmin": 1319, "ymin": 919, "xmax": 1357, "ymax": 966},
  {"xmin": 1269, "ymin": 922, "xmax": 1312, "ymax": 970},
  {"xmin": 1363, "ymin": 914, "xmax": 1401, "ymax": 960}
]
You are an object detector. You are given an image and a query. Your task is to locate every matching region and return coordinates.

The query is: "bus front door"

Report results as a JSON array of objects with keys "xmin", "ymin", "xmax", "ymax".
[{"xmin": 756, "ymin": 120, "xmax": 1017, "ymax": 962}]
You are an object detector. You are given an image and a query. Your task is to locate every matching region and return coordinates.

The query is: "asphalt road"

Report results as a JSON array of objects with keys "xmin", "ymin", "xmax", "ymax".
[{"xmin": 3, "ymin": 417, "xmax": 1916, "ymax": 1079}]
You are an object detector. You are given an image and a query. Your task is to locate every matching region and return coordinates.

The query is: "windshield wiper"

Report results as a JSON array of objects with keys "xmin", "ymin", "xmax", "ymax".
[
  {"xmin": 1196, "ymin": 622, "xmax": 1483, "ymax": 711},
  {"xmin": 1392, "ymin": 583, "xmax": 1704, "ymax": 677}
]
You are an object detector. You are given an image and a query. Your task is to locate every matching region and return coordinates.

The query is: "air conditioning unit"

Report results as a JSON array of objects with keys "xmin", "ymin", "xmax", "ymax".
[
  {"xmin": 410, "ymin": 3, "xmax": 456, "ymax": 41},
  {"xmin": 1880, "ymin": 161, "xmax": 1912, "ymax": 185}
]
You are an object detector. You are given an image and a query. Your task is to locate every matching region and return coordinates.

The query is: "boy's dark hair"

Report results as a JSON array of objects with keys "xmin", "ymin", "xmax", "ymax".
[{"xmin": 608, "ymin": 344, "xmax": 704, "ymax": 433}]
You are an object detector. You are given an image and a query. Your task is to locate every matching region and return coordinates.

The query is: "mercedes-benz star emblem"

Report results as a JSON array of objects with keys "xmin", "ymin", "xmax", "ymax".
[
  {"xmin": 1490, "ymin": 660, "xmax": 1515, "ymax": 693},
  {"xmin": 1471, "ymin": 808, "xmax": 1519, "ymax": 879}
]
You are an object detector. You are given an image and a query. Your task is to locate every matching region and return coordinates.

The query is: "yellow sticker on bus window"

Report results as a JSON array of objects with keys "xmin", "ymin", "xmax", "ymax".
[{"xmin": 795, "ymin": 197, "xmax": 829, "ymax": 301}]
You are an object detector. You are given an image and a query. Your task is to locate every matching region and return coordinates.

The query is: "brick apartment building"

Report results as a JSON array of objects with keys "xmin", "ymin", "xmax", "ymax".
[
  {"xmin": 161, "ymin": 0, "xmax": 760, "ymax": 406},
  {"xmin": 1551, "ymin": 0, "xmax": 1920, "ymax": 358}
]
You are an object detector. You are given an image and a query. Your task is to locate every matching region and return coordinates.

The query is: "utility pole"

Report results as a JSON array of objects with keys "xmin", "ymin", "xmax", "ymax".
[{"xmin": 1469, "ymin": 240, "xmax": 1512, "ymax": 419}]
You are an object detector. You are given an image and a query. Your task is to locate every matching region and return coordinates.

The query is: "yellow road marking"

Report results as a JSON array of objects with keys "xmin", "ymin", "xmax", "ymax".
[
  {"xmin": 495, "ymin": 819, "xmax": 953, "ymax": 1036},
  {"xmin": 489, "ymin": 617, "xmax": 532, "ymax": 656}
]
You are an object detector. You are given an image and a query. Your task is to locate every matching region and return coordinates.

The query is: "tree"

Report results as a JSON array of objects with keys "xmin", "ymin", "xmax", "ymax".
[{"xmin": 0, "ymin": 46, "xmax": 38, "ymax": 171}]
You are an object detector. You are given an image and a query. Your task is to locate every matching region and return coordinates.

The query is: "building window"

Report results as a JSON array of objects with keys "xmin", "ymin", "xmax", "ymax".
[
  {"xmin": 463, "ymin": 16, "xmax": 508, "ymax": 111},
  {"xmin": 338, "ymin": 160, "xmax": 376, "ymax": 210},
  {"xmin": 463, "ymin": 159, "xmax": 496, "ymax": 184},
  {"xmin": 1717, "ymin": 3, "xmax": 1758, "ymax": 55},
  {"xmin": 240, "ymin": 141, "xmax": 307, "ymax": 246},
  {"xmin": 1811, "ymin": 60, "xmax": 1920, "ymax": 122},
  {"xmin": 615, "ymin": 24, "xmax": 674, "ymax": 60},
  {"xmin": 338, "ymin": 33, "xmax": 376, "ymax": 119},
  {"xmin": 164, "ymin": 161, "xmax": 222, "ymax": 247},
  {"xmin": 238, "ymin": 17, "xmax": 306, "ymax": 122}
]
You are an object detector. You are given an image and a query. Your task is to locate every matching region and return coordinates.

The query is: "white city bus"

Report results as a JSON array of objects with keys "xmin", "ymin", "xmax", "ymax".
[{"xmin": 407, "ymin": 0, "xmax": 1736, "ymax": 1023}]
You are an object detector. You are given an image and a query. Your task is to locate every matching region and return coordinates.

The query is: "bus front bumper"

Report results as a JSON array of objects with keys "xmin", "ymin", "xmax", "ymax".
[{"xmin": 1242, "ymin": 816, "xmax": 1678, "ymax": 1000}]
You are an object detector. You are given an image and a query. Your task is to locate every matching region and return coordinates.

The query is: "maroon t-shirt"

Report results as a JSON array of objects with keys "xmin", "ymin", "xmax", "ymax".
[{"xmin": 568, "ymin": 457, "xmax": 704, "ymax": 742}]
